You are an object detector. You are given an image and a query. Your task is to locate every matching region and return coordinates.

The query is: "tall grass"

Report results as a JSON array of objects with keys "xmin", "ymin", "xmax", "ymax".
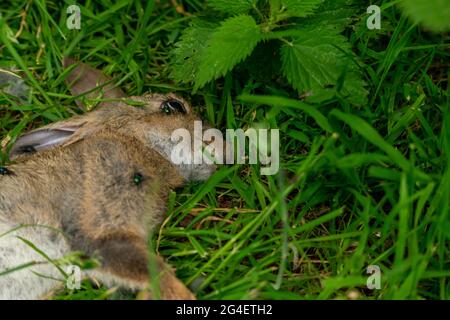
[{"xmin": 0, "ymin": 0, "xmax": 448, "ymax": 300}]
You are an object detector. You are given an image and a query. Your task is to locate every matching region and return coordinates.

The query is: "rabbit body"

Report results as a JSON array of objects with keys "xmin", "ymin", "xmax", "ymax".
[{"xmin": 0, "ymin": 129, "xmax": 189, "ymax": 299}]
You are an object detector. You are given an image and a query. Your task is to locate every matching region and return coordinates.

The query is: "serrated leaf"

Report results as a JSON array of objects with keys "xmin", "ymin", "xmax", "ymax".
[
  {"xmin": 280, "ymin": 0, "xmax": 324, "ymax": 18},
  {"xmin": 170, "ymin": 21, "xmax": 217, "ymax": 83},
  {"xmin": 195, "ymin": 15, "xmax": 262, "ymax": 89},
  {"xmin": 399, "ymin": 0, "xmax": 450, "ymax": 32},
  {"xmin": 281, "ymin": 28, "xmax": 367, "ymax": 105},
  {"xmin": 207, "ymin": 0, "xmax": 256, "ymax": 14},
  {"xmin": 302, "ymin": 0, "xmax": 358, "ymax": 32}
]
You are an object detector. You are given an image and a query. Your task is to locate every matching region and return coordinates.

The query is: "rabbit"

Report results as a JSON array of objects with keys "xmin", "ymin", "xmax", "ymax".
[
  {"xmin": 0, "ymin": 58, "xmax": 224, "ymax": 299},
  {"xmin": 9, "ymin": 58, "xmax": 222, "ymax": 182},
  {"xmin": 0, "ymin": 127, "xmax": 193, "ymax": 299},
  {"xmin": 0, "ymin": 127, "xmax": 195, "ymax": 300}
]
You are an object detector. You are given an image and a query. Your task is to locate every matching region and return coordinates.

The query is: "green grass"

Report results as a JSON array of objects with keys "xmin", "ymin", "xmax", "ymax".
[{"xmin": 0, "ymin": 0, "xmax": 449, "ymax": 300}]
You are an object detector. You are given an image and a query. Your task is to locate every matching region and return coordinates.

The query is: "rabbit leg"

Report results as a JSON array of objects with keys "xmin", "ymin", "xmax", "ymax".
[{"xmin": 88, "ymin": 233, "xmax": 195, "ymax": 300}]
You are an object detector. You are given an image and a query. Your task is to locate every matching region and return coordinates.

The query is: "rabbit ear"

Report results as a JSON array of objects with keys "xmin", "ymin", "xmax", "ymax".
[
  {"xmin": 63, "ymin": 57, "xmax": 126, "ymax": 108},
  {"xmin": 9, "ymin": 122, "xmax": 85, "ymax": 159}
]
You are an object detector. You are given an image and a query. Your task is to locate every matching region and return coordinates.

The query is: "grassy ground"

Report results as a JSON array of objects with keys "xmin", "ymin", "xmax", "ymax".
[{"xmin": 0, "ymin": 0, "xmax": 449, "ymax": 300}]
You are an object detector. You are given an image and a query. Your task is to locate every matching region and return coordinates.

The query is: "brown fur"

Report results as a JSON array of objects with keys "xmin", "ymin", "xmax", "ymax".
[
  {"xmin": 2, "ymin": 59, "xmax": 220, "ymax": 299},
  {"xmin": 1, "ymin": 129, "xmax": 194, "ymax": 299}
]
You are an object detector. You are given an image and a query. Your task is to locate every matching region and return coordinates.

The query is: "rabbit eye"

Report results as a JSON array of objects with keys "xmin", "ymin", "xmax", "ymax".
[
  {"xmin": 161, "ymin": 100, "xmax": 186, "ymax": 115},
  {"xmin": 133, "ymin": 172, "xmax": 144, "ymax": 186}
]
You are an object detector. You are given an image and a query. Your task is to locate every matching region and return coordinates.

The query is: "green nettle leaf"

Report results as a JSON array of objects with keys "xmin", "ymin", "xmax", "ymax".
[
  {"xmin": 280, "ymin": 0, "xmax": 324, "ymax": 18},
  {"xmin": 281, "ymin": 28, "xmax": 367, "ymax": 105},
  {"xmin": 207, "ymin": 0, "xmax": 256, "ymax": 15},
  {"xmin": 245, "ymin": 41, "xmax": 282, "ymax": 83},
  {"xmin": 302, "ymin": 0, "xmax": 357, "ymax": 32},
  {"xmin": 399, "ymin": 0, "xmax": 450, "ymax": 32},
  {"xmin": 195, "ymin": 15, "xmax": 262, "ymax": 90},
  {"xmin": 170, "ymin": 21, "xmax": 217, "ymax": 83}
]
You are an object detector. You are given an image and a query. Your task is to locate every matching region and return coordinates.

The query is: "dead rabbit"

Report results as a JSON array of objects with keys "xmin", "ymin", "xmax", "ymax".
[{"xmin": 0, "ymin": 59, "xmax": 221, "ymax": 299}]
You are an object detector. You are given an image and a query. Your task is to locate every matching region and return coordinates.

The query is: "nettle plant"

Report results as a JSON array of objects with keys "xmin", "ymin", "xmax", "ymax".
[{"xmin": 170, "ymin": 0, "xmax": 368, "ymax": 106}]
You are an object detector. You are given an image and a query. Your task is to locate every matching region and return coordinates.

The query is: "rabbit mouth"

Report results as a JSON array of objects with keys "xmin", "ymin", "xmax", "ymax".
[{"xmin": 145, "ymin": 131, "xmax": 218, "ymax": 182}]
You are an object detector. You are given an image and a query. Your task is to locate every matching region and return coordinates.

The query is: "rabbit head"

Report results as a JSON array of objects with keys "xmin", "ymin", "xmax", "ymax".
[{"xmin": 9, "ymin": 58, "xmax": 222, "ymax": 182}]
